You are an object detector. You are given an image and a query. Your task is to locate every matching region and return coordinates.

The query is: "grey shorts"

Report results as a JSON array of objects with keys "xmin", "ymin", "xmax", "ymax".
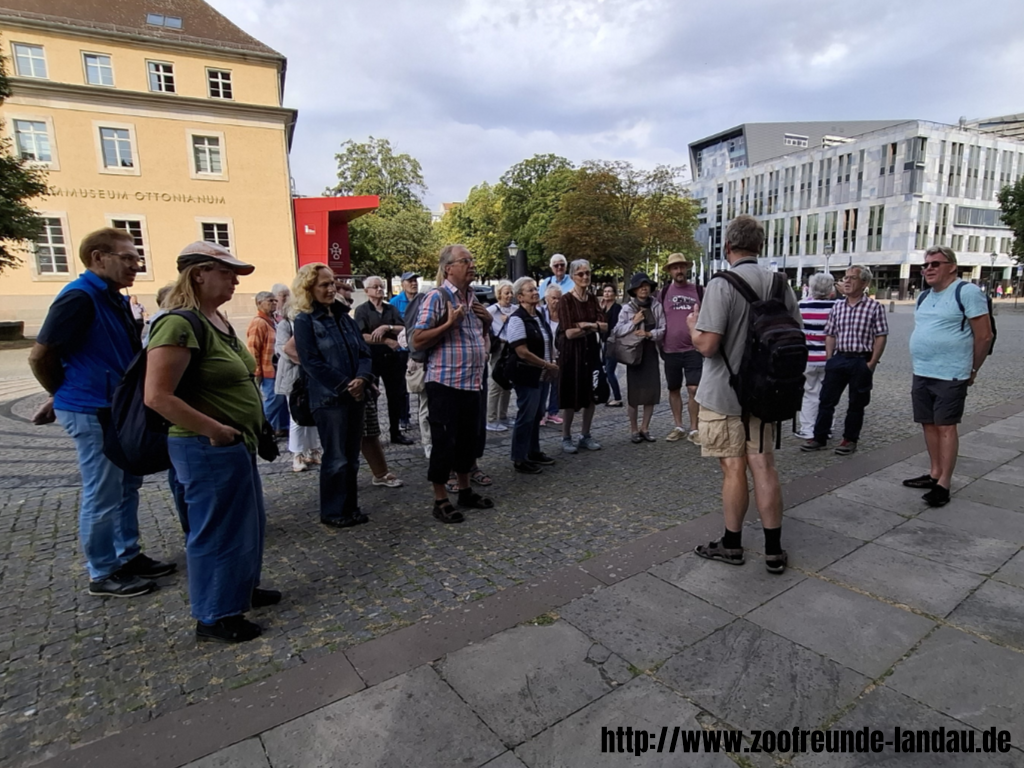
[
  {"xmin": 912, "ymin": 375, "xmax": 970, "ymax": 426},
  {"xmin": 663, "ymin": 350, "xmax": 703, "ymax": 391}
]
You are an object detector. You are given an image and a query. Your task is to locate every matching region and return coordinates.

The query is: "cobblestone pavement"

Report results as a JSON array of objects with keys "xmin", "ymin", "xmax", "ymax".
[{"xmin": 2, "ymin": 306, "xmax": 1023, "ymax": 766}]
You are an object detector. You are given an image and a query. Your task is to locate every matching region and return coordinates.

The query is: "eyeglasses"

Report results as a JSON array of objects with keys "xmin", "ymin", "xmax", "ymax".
[
  {"xmin": 452, "ymin": 258, "xmax": 475, "ymax": 266},
  {"xmin": 552, "ymin": 263, "xmax": 567, "ymax": 268},
  {"xmin": 575, "ymin": 271, "xmax": 591, "ymax": 277},
  {"xmin": 923, "ymin": 260, "xmax": 950, "ymax": 270},
  {"xmin": 104, "ymin": 251, "xmax": 141, "ymax": 265}
]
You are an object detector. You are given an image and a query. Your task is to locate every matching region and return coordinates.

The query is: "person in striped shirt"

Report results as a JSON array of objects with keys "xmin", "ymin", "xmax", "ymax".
[{"xmin": 794, "ymin": 272, "xmax": 837, "ymax": 439}]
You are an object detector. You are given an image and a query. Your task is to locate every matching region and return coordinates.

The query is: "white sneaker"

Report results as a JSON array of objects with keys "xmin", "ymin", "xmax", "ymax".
[
  {"xmin": 292, "ymin": 454, "xmax": 308, "ymax": 472},
  {"xmin": 485, "ymin": 421, "xmax": 508, "ymax": 432},
  {"xmin": 424, "ymin": 445, "xmax": 432, "ymax": 459},
  {"xmin": 372, "ymin": 472, "xmax": 403, "ymax": 488}
]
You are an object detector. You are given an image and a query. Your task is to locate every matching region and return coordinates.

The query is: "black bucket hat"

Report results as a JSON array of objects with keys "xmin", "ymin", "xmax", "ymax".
[{"xmin": 626, "ymin": 272, "xmax": 657, "ymax": 297}]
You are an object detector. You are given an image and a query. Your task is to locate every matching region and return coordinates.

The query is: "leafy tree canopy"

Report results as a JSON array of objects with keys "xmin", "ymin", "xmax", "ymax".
[
  {"xmin": 497, "ymin": 154, "xmax": 575, "ymax": 271},
  {"xmin": 433, "ymin": 183, "xmax": 504, "ymax": 279},
  {"xmin": 997, "ymin": 178, "xmax": 1024, "ymax": 263}
]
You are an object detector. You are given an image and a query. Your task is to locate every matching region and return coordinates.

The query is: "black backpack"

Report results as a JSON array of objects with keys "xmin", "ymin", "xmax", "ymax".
[
  {"xmin": 916, "ymin": 281, "xmax": 996, "ymax": 355},
  {"xmin": 98, "ymin": 310, "xmax": 207, "ymax": 476},
  {"xmin": 713, "ymin": 271, "xmax": 808, "ymax": 450}
]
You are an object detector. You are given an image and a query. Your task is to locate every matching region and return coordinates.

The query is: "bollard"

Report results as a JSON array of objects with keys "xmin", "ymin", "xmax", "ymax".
[{"xmin": 889, "ymin": 300, "xmax": 895, "ymax": 313}]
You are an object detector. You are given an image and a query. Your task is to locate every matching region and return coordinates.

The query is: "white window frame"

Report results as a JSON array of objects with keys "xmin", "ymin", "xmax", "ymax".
[
  {"xmin": 107, "ymin": 215, "xmax": 154, "ymax": 281},
  {"xmin": 206, "ymin": 68, "xmax": 233, "ymax": 100},
  {"xmin": 9, "ymin": 113, "xmax": 59, "ymax": 170},
  {"xmin": 11, "ymin": 42, "xmax": 47, "ymax": 78},
  {"xmin": 31, "ymin": 213, "xmax": 76, "ymax": 282},
  {"xmin": 186, "ymin": 129, "xmax": 228, "ymax": 181},
  {"xmin": 197, "ymin": 218, "xmax": 234, "ymax": 251},
  {"xmin": 146, "ymin": 60, "xmax": 176, "ymax": 93},
  {"xmin": 93, "ymin": 120, "xmax": 141, "ymax": 176},
  {"xmin": 82, "ymin": 51, "xmax": 115, "ymax": 87}
]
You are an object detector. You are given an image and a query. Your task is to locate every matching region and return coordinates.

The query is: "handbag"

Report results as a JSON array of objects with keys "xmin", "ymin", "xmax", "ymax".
[
  {"xmin": 288, "ymin": 370, "xmax": 317, "ymax": 427},
  {"xmin": 405, "ymin": 359, "xmax": 426, "ymax": 393},
  {"xmin": 609, "ymin": 331, "xmax": 644, "ymax": 366},
  {"xmin": 257, "ymin": 420, "xmax": 280, "ymax": 462},
  {"xmin": 591, "ymin": 355, "xmax": 610, "ymax": 404},
  {"xmin": 491, "ymin": 341, "xmax": 513, "ymax": 391}
]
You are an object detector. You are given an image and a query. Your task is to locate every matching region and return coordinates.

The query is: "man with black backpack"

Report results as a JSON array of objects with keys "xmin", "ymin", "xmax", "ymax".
[
  {"xmin": 904, "ymin": 246, "xmax": 993, "ymax": 508},
  {"xmin": 686, "ymin": 215, "xmax": 803, "ymax": 575}
]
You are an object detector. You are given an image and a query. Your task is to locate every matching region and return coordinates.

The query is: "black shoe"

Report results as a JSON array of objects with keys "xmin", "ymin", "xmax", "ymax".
[
  {"xmin": 119, "ymin": 553, "xmax": 177, "ymax": 579},
  {"xmin": 903, "ymin": 473, "xmax": 938, "ymax": 489},
  {"xmin": 800, "ymin": 439, "xmax": 828, "ymax": 452},
  {"xmin": 88, "ymin": 572, "xmax": 156, "ymax": 597},
  {"xmin": 391, "ymin": 433, "xmax": 415, "ymax": 446},
  {"xmin": 196, "ymin": 615, "xmax": 262, "ymax": 643},
  {"xmin": 527, "ymin": 452, "xmax": 556, "ymax": 466},
  {"xmin": 514, "ymin": 460, "xmax": 542, "ymax": 474},
  {"xmin": 922, "ymin": 485, "xmax": 951, "ymax": 507},
  {"xmin": 251, "ymin": 588, "xmax": 282, "ymax": 608},
  {"xmin": 320, "ymin": 512, "xmax": 369, "ymax": 528}
]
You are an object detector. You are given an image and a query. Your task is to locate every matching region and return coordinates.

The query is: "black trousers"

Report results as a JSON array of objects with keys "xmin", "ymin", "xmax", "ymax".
[
  {"xmin": 426, "ymin": 382, "xmax": 481, "ymax": 485},
  {"xmin": 814, "ymin": 353, "xmax": 874, "ymax": 444},
  {"xmin": 374, "ymin": 350, "xmax": 408, "ymax": 439}
]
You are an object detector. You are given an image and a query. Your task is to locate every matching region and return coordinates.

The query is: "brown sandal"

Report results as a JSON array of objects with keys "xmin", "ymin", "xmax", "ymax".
[
  {"xmin": 432, "ymin": 499, "xmax": 464, "ymax": 524},
  {"xmin": 694, "ymin": 539, "xmax": 745, "ymax": 566}
]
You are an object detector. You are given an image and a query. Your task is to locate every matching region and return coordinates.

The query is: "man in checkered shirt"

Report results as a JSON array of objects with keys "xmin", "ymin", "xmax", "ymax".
[{"xmin": 800, "ymin": 265, "xmax": 888, "ymax": 456}]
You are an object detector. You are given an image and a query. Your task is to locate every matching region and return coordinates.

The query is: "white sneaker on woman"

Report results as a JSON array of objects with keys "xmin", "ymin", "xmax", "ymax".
[
  {"xmin": 485, "ymin": 421, "xmax": 508, "ymax": 432},
  {"xmin": 292, "ymin": 454, "xmax": 308, "ymax": 472}
]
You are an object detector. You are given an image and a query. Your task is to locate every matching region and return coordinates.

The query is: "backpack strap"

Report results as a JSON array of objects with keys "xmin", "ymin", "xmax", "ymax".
[
  {"xmin": 915, "ymin": 288, "xmax": 931, "ymax": 308},
  {"xmin": 713, "ymin": 270, "xmax": 761, "ymax": 305},
  {"xmin": 954, "ymin": 281, "xmax": 967, "ymax": 331}
]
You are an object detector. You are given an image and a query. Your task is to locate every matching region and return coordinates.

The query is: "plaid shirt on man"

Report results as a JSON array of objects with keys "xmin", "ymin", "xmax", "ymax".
[
  {"xmin": 823, "ymin": 295, "xmax": 888, "ymax": 353},
  {"xmin": 414, "ymin": 279, "xmax": 488, "ymax": 391},
  {"xmin": 246, "ymin": 311, "xmax": 277, "ymax": 379}
]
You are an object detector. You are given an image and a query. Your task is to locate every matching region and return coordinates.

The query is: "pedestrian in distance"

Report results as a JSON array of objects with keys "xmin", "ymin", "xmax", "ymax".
[
  {"xmin": 29, "ymin": 226, "xmax": 176, "ymax": 598},
  {"xmin": 688, "ymin": 215, "xmax": 801, "ymax": 575},
  {"xmin": 904, "ymin": 246, "xmax": 992, "ymax": 507},
  {"xmin": 506, "ymin": 277, "xmax": 559, "ymax": 474},
  {"xmin": 612, "ymin": 272, "xmax": 665, "ymax": 443},
  {"xmin": 145, "ymin": 242, "xmax": 280, "ymax": 643},
  {"xmin": 800, "ymin": 265, "xmax": 887, "ymax": 457}
]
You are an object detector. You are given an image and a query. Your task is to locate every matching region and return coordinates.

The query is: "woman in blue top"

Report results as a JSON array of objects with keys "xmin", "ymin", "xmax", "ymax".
[{"xmin": 292, "ymin": 263, "xmax": 374, "ymax": 529}]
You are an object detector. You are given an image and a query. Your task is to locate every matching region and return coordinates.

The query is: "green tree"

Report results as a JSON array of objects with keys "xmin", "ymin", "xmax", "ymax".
[
  {"xmin": 0, "ymin": 49, "xmax": 48, "ymax": 274},
  {"xmin": 327, "ymin": 137, "xmax": 434, "ymax": 289},
  {"xmin": 997, "ymin": 177, "xmax": 1024, "ymax": 263},
  {"xmin": 434, "ymin": 183, "xmax": 505, "ymax": 278},
  {"xmin": 546, "ymin": 161, "xmax": 699, "ymax": 279},
  {"xmin": 497, "ymin": 154, "xmax": 575, "ymax": 272}
]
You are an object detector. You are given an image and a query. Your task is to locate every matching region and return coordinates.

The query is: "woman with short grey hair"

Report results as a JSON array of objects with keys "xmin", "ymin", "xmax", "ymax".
[
  {"xmin": 795, "ymin": 272, "xmax": 838, "ymax": 439},
  {"xmin": 486, "ymin": 280, "xmax": 516, "ymax": 431}
]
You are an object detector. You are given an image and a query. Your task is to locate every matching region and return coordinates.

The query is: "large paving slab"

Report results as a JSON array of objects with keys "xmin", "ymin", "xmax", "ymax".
[
  {"xmin": 978, "ymin": 419, "xmax": 1024, "ymax": 437},
  {"xmin": 831, "ymin": 476, "xmax": 939, "ymax": 516},
  {"xmin": 980, "ymin": 465, "xmax": 1024, "ymax": 489},
  {"xmin": 874, "ymin": 519, "xmax": 1020, "ymax": 575},
  {"xmin": 260, "ymin": 665, "xmax": 505, "ymax": 768},
  {"xmin": 887, "ymin": 626, "xmax": 1024, "ymax": 736},
  {"xmin": 952, "ymin": 441, "xmax": 1021, "ymax": 463},
  {"xmin": 993, "ymin": 550, "xmax": 1024, "ymax": 589},
  {"xmin": 181, "ymin": 739, "xmax": 270, "ymax": 768},
  {"xmin": 482, "ymin": 753, "xmax": 530, "ymax": 768},
  {"xmin": 437, "ymin": 622, "xmax": 618, "ymax": 746},
  {"xmin": 784, "ymin": 493, "xmax": 905, "ymax": 541},
  {"xmin": 903, "ymin": 449, "xmax": 1014, "ymax": 479},
  {"xmin": 920, "ymin": 499, "xmax": 1024, "ymax": 545},
  {"xmin": 656, "ymin": 619, "xmax": 869, "ymax": 732},
  {"xmin": 792, "ymin": 684, "xmax": 1024, "ymax": 767},
  {"xmin": 746, "ymin": 578, "xmax": 935, "ymax": 678},
  {"xmin": 559, "ymin": 573, "xmax": 732, "ymax": 671},
  {"xmin": 820, "ymin": 542, "xmax": 985, "ymax": 617},
  {"xmin": 946, "ymin": 579, "xmax": 1024, "ymax": 649},
  {"xmin": 649, "ymin": 551, "xmax": 805, "ymax": 615},
  {"xmin": 956, "ymin": 479, "xmax": 1024, "ymax": 512},
  {"xmin": 743, "ymin": 517, "xmax": 864, "ymax": 572},
  {"xmin": 863, "ymin": 460, "xmax": 972, "ymax": 493},
  {"xmin": 514, "ymin": 676, "xmax": 735, "ymax": 768}
]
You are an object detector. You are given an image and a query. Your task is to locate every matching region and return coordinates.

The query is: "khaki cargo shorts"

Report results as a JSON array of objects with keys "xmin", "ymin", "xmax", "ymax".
[{"xmin": 698, "ymin": 406, "xmax": 774, "ymax": 458}]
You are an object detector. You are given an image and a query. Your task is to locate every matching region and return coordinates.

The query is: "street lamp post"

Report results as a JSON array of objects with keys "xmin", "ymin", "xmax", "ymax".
[
  {"xmin": 990, "ymin": 252, "xmax": 998, "ymax": 297},
  {"xmin": 507, "ymin": 241, "xmax": 520, "ymax": 281},
  {"xmin": 823, "ymin": 243, "xmax": 833, "ymax": 276}
]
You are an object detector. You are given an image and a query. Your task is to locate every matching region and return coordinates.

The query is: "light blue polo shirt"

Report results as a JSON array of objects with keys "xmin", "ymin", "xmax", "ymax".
[{"xmin": 910, "ymin": 280, "xmax": 989, "ymax": 381}]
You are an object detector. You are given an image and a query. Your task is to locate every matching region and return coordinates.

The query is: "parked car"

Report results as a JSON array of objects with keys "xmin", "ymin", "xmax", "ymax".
[{"xmin": 473, "ymin": 284, "xmax": 496, "ymax": 305}]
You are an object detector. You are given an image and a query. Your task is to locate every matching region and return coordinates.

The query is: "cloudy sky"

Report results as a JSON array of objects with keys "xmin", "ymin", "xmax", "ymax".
[{"xmin": 209, "ymin": 0, "xmax": 1023, "ymax": 210}]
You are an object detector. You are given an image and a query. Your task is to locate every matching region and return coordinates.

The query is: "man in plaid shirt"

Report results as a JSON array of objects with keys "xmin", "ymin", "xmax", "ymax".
[{"xmin": 800, "ymin": 265, "xmax": 888, "ymax": 456}]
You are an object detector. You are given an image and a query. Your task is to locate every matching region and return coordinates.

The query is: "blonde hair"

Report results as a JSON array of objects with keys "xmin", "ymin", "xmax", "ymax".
[
  {"xmin": 291, "ymin": 263, "xmax": 331, "ymax": 316},
  {"xmin": 164, "ymin": 263, "xmax": 218, "ymax": 312}
]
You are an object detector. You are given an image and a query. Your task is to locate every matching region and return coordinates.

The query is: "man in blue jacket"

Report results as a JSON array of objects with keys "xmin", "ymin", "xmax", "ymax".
[{"xmin": 29, "ymin": 227, "xmax": 176, "ymax": 597}]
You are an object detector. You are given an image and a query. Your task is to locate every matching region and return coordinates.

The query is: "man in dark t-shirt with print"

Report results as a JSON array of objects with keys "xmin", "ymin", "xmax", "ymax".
[{"xmin": 660, "ymin": 253, "xmax": 703, "ymax": 445}]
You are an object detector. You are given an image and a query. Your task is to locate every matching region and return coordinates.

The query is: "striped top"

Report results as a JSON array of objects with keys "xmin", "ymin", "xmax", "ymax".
[
  {"xmin": 414, "ymin": 280, "xmax": 488, "ymax": 391},
  {"xmin": 799, "ymin": 298, "xmax": 836, "ymax": 366}
]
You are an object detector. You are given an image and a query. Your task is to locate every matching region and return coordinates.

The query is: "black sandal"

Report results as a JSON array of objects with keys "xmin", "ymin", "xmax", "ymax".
[
  {"xmin": 432, "ymin": 499, "xmax": 465, "ymax": 524},
  {"xmin": 694, "ymin": 539, "xmax": 745, "ymax": 566},
  {"xmin": 457, "ymin": 488, "xmax": 495, "ymax": 509}
]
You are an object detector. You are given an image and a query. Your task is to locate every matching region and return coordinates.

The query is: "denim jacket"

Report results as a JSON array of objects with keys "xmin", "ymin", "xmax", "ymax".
[{"xmin": 293, "ymin": 301, "xmax": 373, "ymax": 410}]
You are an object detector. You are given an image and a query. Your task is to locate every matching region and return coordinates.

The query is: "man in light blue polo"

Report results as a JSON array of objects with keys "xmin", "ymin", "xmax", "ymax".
[
  {"xmin": 29, "ymin": 227, "xmax": 176, "ymax": 597},
  {"xmin": 905, "ymin": 246, "xmax": 993, "ymax": 507},
  {"xmin": 538, "ymin": 253, "xmax": 573, "ymax": 300}
]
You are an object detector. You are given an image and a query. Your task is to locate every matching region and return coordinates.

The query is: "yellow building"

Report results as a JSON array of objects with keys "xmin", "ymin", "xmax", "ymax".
[{"xmin": 0, "ymin": 0, "xmax": 298, "ymax": 331}]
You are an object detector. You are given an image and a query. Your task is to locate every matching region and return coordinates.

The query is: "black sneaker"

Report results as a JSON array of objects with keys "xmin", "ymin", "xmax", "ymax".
[
  {"xmin": 527, "ymin": 452, "xmax": 556, "ymax": 466},
  {"xmin": 321, "ymin": 512, "xmax": 368, "ymax": 528},
  {"xmin": 922, "ymin": 485, "xmax": 951, "ymax": 507},
  {"xmin": 88, "ymin": 572, "xmax": 156, "ymax": 597},
  {"xmin": 391, "ymin": 433, "xmax": 415, "ymax": 446},
  {"xmin": 251, "ymin": 588, "xmax": 282, "ymax": 608},
  {"xmin": 800, "ymin": 439, "xmax": 828, "ymax": 452},
  {"xmin": 196, "ymin": 615, "xmax": 262, "ymax": 643},
  {"xmin": 514, "ymin": 460, "xmax": 542, "ymax": 475},
  {"xmin": 119, "ymin": 553, "xmax": 177, "ymax": 579},
  {"xmin": 903, "ymin": 474, "xmax": 938, "ymax": 489}
]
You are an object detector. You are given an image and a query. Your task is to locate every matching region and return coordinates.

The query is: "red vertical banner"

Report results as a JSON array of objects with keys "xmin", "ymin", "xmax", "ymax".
[{"xmin": 327, "ymin": 213, "xmax": 350, "ymax": 275}]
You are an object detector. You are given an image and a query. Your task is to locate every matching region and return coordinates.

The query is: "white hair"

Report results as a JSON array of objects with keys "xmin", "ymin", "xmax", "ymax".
[
  {"xmin": 569, "ymin": 259, "xmax": 590, "ymax": 277},
  {"xmin": 364, "ymin": 275, "xmax": 385, "ymax": 289},
  {"xmin": 809, "ymin": 272, "xmax": 834, "ymax": 299},
  {"xmin": 550, "ymin": 253, "xmax": 567, "ymax": 267},
  {"xmin": 513, "ymin": 276, "xmax": 536, "ymax": 299}
]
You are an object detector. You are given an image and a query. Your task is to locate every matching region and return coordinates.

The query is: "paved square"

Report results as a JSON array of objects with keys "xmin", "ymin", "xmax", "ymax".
[
  {"xmin": 182, "ymin": 739, "xmax": 270, "ymax": 768},
  {"xmin": 920, "ymin": 499, "xmax": 1024, "ymax": 544},
  {"xmin": 947, "ymin": 580, "xmax": 1024, "ymax": 649},
  {"xmin": 874, "ymin": 519, "xmax": 1020, "ymax": 575},
  {"xmin": 744, "ymin": 517, "xmax": 864, "ymax": 572},
  {"xmin": 957, "ymin": 479, "xmax": 1024, "ymax": 512},
  {"xmin": 784, "ymin": 493, "xmax": 904, "ymax": 541},
  {"xmin": 656, "ymin": 619, "xmax": 869, "ymax": 732},
  {"xmin": 993, "ymin": 550, "xmax": 1024, "ymax": 589},
  {"xmin": 746, "ymin": 578, "xmax": 935, "ymax": 677}
]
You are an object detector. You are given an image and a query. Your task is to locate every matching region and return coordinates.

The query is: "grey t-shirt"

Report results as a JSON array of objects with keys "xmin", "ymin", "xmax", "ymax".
[{"xmin": 694, "ymin": 258, "xmax": 802, "ymax": 416}]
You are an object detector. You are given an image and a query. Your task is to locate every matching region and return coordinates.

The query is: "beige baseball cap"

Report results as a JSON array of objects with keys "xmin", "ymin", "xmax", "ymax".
[{"xmin": 176, "ymin": 241, "xmax": 255, "ymax": 275}]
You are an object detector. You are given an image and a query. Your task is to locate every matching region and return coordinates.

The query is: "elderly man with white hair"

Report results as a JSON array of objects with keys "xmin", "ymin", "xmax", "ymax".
[
  {"xmin": 794, "ymin": 272, "xmax": 838, "ymax": 439},
  {"xmin": 538, "ymin": 253, "xmax": 573, "ymax": 299},
  {"xmin": 354, "ymin": 275, "xmax": 415, "ymax": 445},
  {"xmin": 247, "ymin": 290, "xmax": 289, "ymax": 436}
]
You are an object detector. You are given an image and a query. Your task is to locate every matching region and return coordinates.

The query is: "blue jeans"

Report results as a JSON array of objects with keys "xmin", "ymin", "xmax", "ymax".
[
  {"xmin": 546, "ymin": 377, "xmax": 560, "ymax": 417},
  {"xmin": 604, "ymin": 355, "xmax": 622, "ymax": 402},
  {"xmin": 168, "ymin": 466, "xmax": 189, "ymax": 535},
  {"xmin": 313, "ymin": 402, "xmax": 364, "ymax": 522},
  {"xmin": 814, "ymin": 354, "xmax": 874, "ymax": 444},
  {"xmin": 260, "ymin": 377, "xmax": 290, "ymax": 431},
  {"xmin": 56, "ymin": 409, "xmax": 142, "ymax": 581},
  {"xmin": 168, "ymin": 437, "xmax": 265, "ymax": 624},
  {"xmin": 512, "ymin": 382, "xmax": 550, "ymax": 461}
]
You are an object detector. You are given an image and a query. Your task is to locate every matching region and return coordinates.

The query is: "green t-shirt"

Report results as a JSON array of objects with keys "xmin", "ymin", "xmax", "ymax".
[{"xmin": 147, "ymin": 311, "xmax": 264, "ymax": 454}]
